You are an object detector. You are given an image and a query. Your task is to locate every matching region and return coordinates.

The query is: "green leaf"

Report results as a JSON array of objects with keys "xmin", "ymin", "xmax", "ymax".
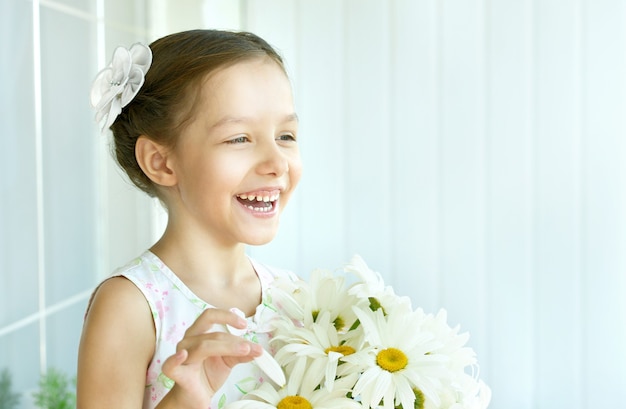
[
  {"xmin": 0, "ymin": 368, "xmax": 21, "ymax": 409},
  {"xmin": 32, "ymin": 368, "xmax": 76, "ymax": 409}
]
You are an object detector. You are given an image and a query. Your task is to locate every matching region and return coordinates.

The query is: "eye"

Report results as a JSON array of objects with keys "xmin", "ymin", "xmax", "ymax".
[
  {"xmin": 226, "ymin": 135, "xmax": 249, "ymax": 144},
  {"xmin": 277, "ymin": 134, "xmax": 296, "ymax": 142}
]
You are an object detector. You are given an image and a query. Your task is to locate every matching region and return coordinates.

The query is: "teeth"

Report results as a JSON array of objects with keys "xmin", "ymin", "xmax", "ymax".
[
  {"xmin": 242, "ymin": 204, "xmax": 273, "ymax": 212},
  {"xmin": 237, "ymin": 193, "xmax": 278, "ymax": 212},
  {"xmin": 237, "ymin": 193, "xmax": 278, "ymax": 202}
]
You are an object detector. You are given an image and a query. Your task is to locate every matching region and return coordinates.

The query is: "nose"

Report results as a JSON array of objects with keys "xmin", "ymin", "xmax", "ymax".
[{"xmin": 256, "ymin": 140, "xmax": 290, "ymax": 176}]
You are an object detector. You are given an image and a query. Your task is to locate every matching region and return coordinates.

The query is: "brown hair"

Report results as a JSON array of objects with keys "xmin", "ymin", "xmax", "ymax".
[{"xmin": 109, "ymin": 29, "xmax": 287, "ymax": 197}]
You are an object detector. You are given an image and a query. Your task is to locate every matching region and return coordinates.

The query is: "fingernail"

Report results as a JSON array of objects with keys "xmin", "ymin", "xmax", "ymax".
[
  {"xmin": 230, "ymin": 308, "xmax": 248, "ymax": 326},
  {"xmin": 225, "ymin": 308, "xmax": 248, "ymax": 335},
  {"xmin": 230, "ymin": 308, "xmax": 245, "ymax": 319}
]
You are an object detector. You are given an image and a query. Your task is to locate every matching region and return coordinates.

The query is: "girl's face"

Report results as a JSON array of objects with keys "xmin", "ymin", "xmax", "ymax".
[{"xmin": 167, "ymin": 58, "xmax": 302, "ymax": 247}]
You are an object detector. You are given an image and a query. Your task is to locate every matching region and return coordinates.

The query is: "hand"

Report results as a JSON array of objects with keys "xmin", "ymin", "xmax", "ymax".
[{"xmin": 157, "ymin": 308, "xmax": 263, "ymax": 409}]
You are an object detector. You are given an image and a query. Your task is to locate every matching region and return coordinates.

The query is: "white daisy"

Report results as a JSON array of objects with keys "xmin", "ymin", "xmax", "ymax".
[
  {"xmin": 271, "ymin": 310, "xmax": 364, "ymax": 393},
  {"xmin": 439, "ymin": 370, "xmax": 491, "ymax": 409},
  {"xmin": 269, "ymin": 269, "xmax": 364, "ymax": 333},
  {"xmin": 418, "ymin": 308, "xmax": 491, "ymax": 407},
  {"xmin": 343, "ymin": 306, "xmax": 449, "ymax": 409},
  {"xmin": 421, "ymin": 309, "xmax": 478, "ymax": 372}
]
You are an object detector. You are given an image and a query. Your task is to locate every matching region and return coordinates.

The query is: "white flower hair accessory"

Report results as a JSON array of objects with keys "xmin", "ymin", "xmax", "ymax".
[{"xmin": 90, "ymin": 43, "xmax": 152, "ymax": 131}]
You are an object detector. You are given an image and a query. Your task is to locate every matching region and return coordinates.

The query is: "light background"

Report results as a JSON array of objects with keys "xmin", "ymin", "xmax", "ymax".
[{"xmin": 0, "ymin": 0, "xmax": 624, "ymax": 408}]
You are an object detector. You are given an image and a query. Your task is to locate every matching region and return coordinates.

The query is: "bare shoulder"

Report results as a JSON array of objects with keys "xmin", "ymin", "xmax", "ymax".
[
  {"xmin": 83, "ymin": 276, "xmax": 155, "ymax": 332},
  {"xmin": 77, "ymin": 276, "xmax": 155, "ymax": 408}
]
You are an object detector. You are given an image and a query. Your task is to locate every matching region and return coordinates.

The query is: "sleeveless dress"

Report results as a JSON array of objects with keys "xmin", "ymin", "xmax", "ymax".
[{"xmin": 110, "ymin": 251, "xmax": 293, "ymax": 409}]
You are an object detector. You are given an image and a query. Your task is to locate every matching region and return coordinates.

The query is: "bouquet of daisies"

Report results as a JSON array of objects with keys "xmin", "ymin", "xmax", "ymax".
[{"xmin": 227, "ymin": 256, "xmax": 491, "ymax": 409}]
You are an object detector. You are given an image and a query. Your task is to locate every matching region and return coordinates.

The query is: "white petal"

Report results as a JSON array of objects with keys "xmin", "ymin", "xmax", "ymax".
[
  {"xmin": 120, "ymin": 66, "xmax": 145, "ymax": 107},
  {"xmin": 254, "ymin": 349, "xmax": 285, "ymax": 387},
  {"xmin": 225, "ymin": 308, "xmax": 247, "ymax": 336},
  {"xmin": 311, "ymin": 316, "xmax": 332, "ymax": 346},
  {"xmin": 268, "ymin": 285, "xmax": 304, "ymax": 320},
  {"xmin": 110, "ymin": 46, "xmax": 132, "ymax": 79},
  {"xmin": 395, "ymin": 375, "xmax": 416, "ymax": 409},
  {"xmin": 287, "ymin": 355, "xmax": 307, "ymax": 396},
  {"xmin": 89, "ymin": 67, "xmax": 114, "ymax": 107},
  {"xmin": 353, "ymin": 306, "xmax": 383, "ymax": 345},
  {"xmin": 324, "ymin": 352, "xmax": 341, "ymax": 391},
  {"xmin": 223, "ymin": 400, "xmax": 274, "ymax": 409},
  {"xmin": 301, "ymin": 357, "xmax": 326, "ymax": 395},
  {"xmin": 371, "ymin": 371, "xmax": 392, "ymax": 408},
  {"xmin": 246, "ymin": 382, "xmax": 281, "ymax": 404},
  {"xmin": 383, "ymin": 381, "xmax": 395, "ymax": 409},
  {"xmin": 102, "ymin": 97, "xmax": 122, "ymax": 130},
  {"xmin": 128, "ymin": 42, "xmax": 152, "ymax": 73},
  {"xmin": 353, "ymin": 367, "xmax": 384, "ymax": 405}
]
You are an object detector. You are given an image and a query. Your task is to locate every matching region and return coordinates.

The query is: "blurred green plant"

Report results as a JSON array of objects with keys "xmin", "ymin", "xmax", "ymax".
[
  {"xmin": 32, "ymin": 368, "xmax": 76, "ymax": 409},
  {"xmin": 0, "ymin": 368, "xmax": 21, "ymax": 409}
]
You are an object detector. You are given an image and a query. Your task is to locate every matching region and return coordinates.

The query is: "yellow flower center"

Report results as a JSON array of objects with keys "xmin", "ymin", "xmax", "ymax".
[
  {"xmin": 376, "ymin": 347, "xmax": 408, "ymax": 372},
  {"xmin": 325, "ymin": 345, "xmax": 356, "ymax": 356},
  {"xmin": 277, "ymin": 396, "xmax": 313, "ymax": 409}
]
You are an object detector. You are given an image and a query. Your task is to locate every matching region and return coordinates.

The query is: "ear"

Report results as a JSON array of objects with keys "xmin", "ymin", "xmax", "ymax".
[{"xmin": 135, "ymin": 136, "xmax": 177, "ymax": 187}]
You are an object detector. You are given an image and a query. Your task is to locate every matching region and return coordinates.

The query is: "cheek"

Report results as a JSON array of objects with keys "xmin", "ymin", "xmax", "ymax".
[
  {"xmin": 289, "ymin": 156, "xmax": 303, "ymax": 188},
  {"xmin": 279, "ymin": 156, "xmax": 302, "ymax": 210}
]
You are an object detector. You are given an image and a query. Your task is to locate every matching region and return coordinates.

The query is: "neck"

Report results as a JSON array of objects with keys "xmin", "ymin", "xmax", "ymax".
[
  {"xmin": 149, "ymin": 223, "xmax": 251, "ymax": 287},
  {"xmin": 149, "ymin": 204, "xmax": 264, "ymax": 315}
]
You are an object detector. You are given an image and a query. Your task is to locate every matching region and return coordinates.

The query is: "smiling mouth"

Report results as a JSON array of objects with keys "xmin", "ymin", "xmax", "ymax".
[{"xmin": 236, "ymin": 192, "xmax": 279, "ymax": 213}]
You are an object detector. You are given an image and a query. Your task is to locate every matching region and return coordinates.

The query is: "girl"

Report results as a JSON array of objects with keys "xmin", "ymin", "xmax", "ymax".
[{"xmin": 78, "ymin": 29, "xmax": 302, "ymax": 409}]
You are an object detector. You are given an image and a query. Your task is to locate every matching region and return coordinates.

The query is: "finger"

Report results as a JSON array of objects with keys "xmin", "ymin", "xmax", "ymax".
[
  {"xmin": 221, "ymin": 351, "xmax": 265, "ymax": 369},
  {"xmin": 185, "ymin": 308, "xmax": 247, "ymax": 337},
  {"xmin": 179, "ymin": 334, "xmax": 263, "ymax": 364},
  {"xmin": 161, "ymin": 349, "xmax": 188, "ymax": 380}
]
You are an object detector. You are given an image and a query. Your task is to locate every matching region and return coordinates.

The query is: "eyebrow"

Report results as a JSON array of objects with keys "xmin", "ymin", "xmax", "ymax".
[{"xmin": 210, "ymin": 113, "xmax": 299, "ymax": 130}]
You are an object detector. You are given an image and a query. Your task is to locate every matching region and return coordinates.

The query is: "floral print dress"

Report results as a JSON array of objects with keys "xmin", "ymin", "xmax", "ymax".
[{"xmin": 112, "ymin": 251, "xmax": 291, "ymax": 409}]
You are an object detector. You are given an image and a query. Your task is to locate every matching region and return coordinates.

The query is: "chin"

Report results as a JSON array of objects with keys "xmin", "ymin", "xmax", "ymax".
[{"xmin": 243, "ymin": 231, "xmax": 279, "ymax": 246}]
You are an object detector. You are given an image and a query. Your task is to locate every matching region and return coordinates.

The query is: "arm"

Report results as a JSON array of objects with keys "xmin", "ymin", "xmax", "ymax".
[{"xmin": 77, "ymin": 277, "xmax": 155, "ymax": 409}]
